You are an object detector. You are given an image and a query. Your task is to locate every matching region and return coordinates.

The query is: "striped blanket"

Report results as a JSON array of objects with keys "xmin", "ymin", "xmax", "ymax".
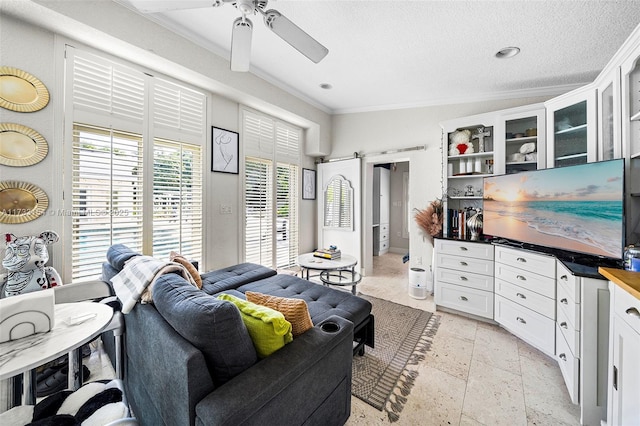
[{"xmin": 111, "ymin": 255, "xmax": 197, "ymax": 314}]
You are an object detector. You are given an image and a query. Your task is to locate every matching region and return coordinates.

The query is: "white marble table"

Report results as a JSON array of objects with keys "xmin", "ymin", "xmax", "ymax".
[
  {"xmin": 0, "ymin": 302, "xmax": 113, "ymax": 405},
  {"xmin": 297, "ymin": 253, "xmax": 358, "ymax": 280}
]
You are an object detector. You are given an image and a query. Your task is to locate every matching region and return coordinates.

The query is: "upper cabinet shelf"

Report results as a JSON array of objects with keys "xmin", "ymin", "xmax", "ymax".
[
  {"xmin": 448, "ymin": 151, "xmax": 494, "ymax": 160},
  {"xmin": 554, "ymin": 123, "xmax": 588, "ymax": 135}
]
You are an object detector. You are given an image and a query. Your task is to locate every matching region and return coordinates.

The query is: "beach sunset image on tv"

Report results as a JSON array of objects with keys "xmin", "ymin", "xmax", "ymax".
[{"xmin": 483, "ymin": 159, "xmax": 624, "ymax": 259}]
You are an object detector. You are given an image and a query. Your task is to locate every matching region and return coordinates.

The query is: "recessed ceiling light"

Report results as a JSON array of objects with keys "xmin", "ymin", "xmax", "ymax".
[
  {"xmin": 319, "ymin": 83, "xmax": 332, "ymax": 90},
  {"xmin": 495, "ymin": 47, "xmax": 520, "ymax": 59}
]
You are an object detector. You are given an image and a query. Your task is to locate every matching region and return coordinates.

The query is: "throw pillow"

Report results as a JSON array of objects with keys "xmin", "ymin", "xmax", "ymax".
[
  {"xmin": 245, "ymin": 291, "xmax": 313, "ymax": 337},
  {"xmin": 217, "ymin": 293, "xmax": 293, "ymax": 358},
  {"xmin": 170, "ymin": 251, "xmax": 202, "ymax": 289},
  {"xmin": 153, "ymin": 275, "xmax": 257, "ymax": 385}
]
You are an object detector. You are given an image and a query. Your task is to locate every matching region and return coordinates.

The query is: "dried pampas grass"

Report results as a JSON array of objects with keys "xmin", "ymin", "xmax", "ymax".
[{"xmin": 415, "ymin": 199, "xmax": 443, "ymax": 241}]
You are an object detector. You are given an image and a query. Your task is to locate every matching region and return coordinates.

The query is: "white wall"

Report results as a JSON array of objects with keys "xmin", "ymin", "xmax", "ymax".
[{"xmin": 331, "ymin": 97, "xmax": 554, "ymax": 273}]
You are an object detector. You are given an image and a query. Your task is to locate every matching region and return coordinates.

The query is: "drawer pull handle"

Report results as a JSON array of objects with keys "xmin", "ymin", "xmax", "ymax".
[
  {"xmin": 559, "ymin": 353, "xmax": 567, "ymax": 361},
  {"xmin": 459, "ymin": 296, "xmax": 468, "ymax": 301},
  {"xmin": 560, "ymin": 275, "xmax": 568, "ymax": 281},
  {"xmin": 459, "ymin": 276, "xmax": 468, "ymax": 281},
  {"xmin": 560, "ymin": 321, "xmax": 568, "ymax": 329},
  {"xmin": 460, "ymin": 261, "xmax": 468, "ymax": 266},
  {"xmin": 459, "ymin": 247, "xmax": 468, "ymax": 251},
  {"xmin": 516, "ymin": 316, "xmax": 526, "ymax": 324},
  {"xmin": 516, "ymin": 292, "xmax": 526, "ymax": 299},
  {"xmin": 625, "ymin": 307, "xmax": 640, "ymax": 318},
  {"xmin": 516, "ymin": 257, "xmax": 526, "ymax": 263},
  {"xmin": 516, "ymin": 275, "xmax": 526, "ymax": 281},
  {"xmin": 560, "ymin": 298, "xmax": 568, "ymax": 305}
]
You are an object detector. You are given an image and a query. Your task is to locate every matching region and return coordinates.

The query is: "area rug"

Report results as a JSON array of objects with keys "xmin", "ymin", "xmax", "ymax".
[{"xmin": 351, "ymin": 295, "xmax": 440, "ymax": 422}]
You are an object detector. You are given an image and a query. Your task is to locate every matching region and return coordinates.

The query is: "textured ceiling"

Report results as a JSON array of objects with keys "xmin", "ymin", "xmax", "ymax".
[{"xmin": 119, "ymin": 1, "xmax": 640, "ymax": 114}]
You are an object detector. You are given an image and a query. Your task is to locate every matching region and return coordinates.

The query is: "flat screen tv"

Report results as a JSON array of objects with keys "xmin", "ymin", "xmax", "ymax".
[{"xmin": 483, "ymin": 159, "xmax": 625, "ymax": 260}]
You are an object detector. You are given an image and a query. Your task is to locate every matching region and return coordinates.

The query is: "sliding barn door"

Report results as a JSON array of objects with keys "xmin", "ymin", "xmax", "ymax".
[{"xmin": 317, "ymin": 158, "xmax": 361, "ymax": 270}]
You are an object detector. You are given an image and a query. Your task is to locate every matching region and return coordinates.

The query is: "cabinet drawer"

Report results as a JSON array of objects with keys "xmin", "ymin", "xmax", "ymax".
[
  {"xmin": 495, "ymin": 295, "xmax": 555, "ymax": 356},
  {"xmin": 437, "ymin": 254, "xmax": 493, "ymax": 276},
  {"xmin": 435, "ymin": 239, "xmax": 494, "ymax": 261},
  {"xmin": 557, "ymin": 261, "xmax": 580, "ymax": 302},
  {"xmin": 495, "ymin": 262, "xmax": 556, "ymax": 299},
  {"xmin": 436, "ymin": 267, "xmax": 494, "ymax": 292},
  {"xmin": 435, "ymin": 282, "xmax": 494, "ymax": 319},
  {"xmin": 379, "ymin": 240, "xmax": 389, "ymax": 253},
  {"xmin": 379, "ymin": 231, "xmax": 389, "ymax": 242},
  {"xmin": 613, "ymin": 284, "xmax": 640, "ymax": 335},
  {"xmin": 495, "ymin": 278, "xmax": 555, "ymax": 320},
  {"xmin": 557, "ymin": 307, "xmax": 580, "ymax": 357},
  {"xmin": 495, "ymin": 246, "xmax": 555, "ymax": 278},
  {"xmin": 379, "ymin": 223, "xmax": 389, "ymax": 233},
  {"xmin": 555, "ymin": 324, "xmax": 579, "ymax": 405},
  {"xmin": 557, "ymin": 280, "xmax": 580, "ymax": 331}
]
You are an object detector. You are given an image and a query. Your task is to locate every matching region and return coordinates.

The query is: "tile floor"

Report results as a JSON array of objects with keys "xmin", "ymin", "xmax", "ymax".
[
  {"xmin": 347, "ymin": 252, "xmax": 580, "ymax": 426},
  {"xmin": 82, "ymin": 252, "xmax": 580, "ymax": 425}
]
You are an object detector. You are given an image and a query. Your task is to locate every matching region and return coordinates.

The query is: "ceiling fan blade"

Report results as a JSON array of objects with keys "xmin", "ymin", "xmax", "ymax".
[
  {"xmin": 123, "ymin": 0, "xmax": 226, "ymax": 14},
  {"xmin": 262, "ymin": 10, "xmax": 329, "ymax": 64},
  {"xmin": 231, "ymin": 17, "xmax": 253, "ymax": 72}
]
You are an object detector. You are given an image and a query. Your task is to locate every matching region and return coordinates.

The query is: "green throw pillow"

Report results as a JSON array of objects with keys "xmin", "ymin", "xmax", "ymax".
[{"xmin": 217, "ymin": 293, "xmax": 293, "ymax": 358}]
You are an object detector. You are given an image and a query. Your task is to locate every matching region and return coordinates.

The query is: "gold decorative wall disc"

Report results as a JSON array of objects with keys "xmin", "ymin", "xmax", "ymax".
[
  {"xmin": 0, "ymin": 181, "xmax": 49, "ymax": 224},
  {"xmin": 0, "ymin": 123, "xmax": 48, "ymax": 166},
  {"xmin": 0, "ymin": 67, "xmax": 50, "ymax": 112}
]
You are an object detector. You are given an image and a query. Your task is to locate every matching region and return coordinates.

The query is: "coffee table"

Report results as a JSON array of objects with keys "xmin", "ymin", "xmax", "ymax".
[
  {"xmin": 0, "ymin": 302, "xmax": 113, "ymax": 405},
  {"xmin": 297, "ymin": 252, "xmax": 358, "ymax": 281},
  {"xmin": 320, "ymin": 270, "xmax": 362, "ymax": 295}
]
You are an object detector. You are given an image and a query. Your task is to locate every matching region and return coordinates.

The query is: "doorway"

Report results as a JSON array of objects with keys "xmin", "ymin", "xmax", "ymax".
[{"xmin": 363, "ymin": 158, "xmax": 410, "ymax": 277}]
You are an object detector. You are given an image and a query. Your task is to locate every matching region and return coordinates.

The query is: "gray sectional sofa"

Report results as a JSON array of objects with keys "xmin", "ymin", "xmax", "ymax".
[{"xmin": 100, "ymin": 244, "xmax": 374, "ymax": 426}]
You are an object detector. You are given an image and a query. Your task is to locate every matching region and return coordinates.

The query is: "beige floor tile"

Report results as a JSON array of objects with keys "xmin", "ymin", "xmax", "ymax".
[
  {"xmin": 426, "ymin": 332, "xmax": 474, "ymax": 380},
  {"xmin": 434, "ymin": 311, "xmax": 478, "ymax": 342},
  {"xmin": 520, "ymin": 354, "xmax": 580, "ymax": 425},
  {"xmin": 462, "ymin": 358, "xmax": 527, "ymax": 426},
  {"xmin": 472, "ymin": 325, "xmax": 521, "ymax": 375},
  {"xmin": 459, "ymin": 414, "xmax": 486, "ymax": 426}
]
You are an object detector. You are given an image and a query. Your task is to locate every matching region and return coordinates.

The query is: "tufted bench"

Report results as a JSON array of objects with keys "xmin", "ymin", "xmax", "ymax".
[{"xmin": 200, "ymin": 264, "xmax": 375, "ymax": 355}]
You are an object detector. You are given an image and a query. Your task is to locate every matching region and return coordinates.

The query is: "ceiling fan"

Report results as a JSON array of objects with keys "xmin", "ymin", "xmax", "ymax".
[{"xmin": 125, "ymin": 0, "xmax": 329, "ymax": 72}]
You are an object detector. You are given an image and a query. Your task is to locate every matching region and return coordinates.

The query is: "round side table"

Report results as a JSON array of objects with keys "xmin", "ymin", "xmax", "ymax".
[{"xmin": 319, "ymin": 270, "xmax": 362, "ymax": 295}]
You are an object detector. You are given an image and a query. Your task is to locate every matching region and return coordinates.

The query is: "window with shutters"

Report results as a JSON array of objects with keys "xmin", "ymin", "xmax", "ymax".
[
  {"xmin": 243, "ymin": 109, "xmax": 300, "ymax": 269},
  {"xmin": 65, "ymin": 46, "xmax": 205, "ymax": 281}
]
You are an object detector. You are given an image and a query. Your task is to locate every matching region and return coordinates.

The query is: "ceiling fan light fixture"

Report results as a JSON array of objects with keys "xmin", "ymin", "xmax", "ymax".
[
  {"xmin": 231, "ymin": 17, "xmax": 253, "ymax": 72},
  {"xmin": 263, "ymin": 9, "xmax": 329, "ymax": 63},
  {"xmin": 236, "ymin": 0, "xmax": 255, "ymax": 16},
  {"xmin": 495, "ymin": 46, "xmax": 520, "ymax": 59}
]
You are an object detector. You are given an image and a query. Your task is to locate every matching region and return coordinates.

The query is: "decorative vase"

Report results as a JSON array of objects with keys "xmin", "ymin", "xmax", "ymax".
[{"xmin": 466, "ymin": 210, "xmax": 483, "ymax": 240}]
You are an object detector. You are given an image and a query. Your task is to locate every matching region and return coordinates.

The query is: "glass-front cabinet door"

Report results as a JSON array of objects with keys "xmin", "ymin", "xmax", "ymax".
[
  {"xmin": 495, "ymin": 105, "xmax": 546, "ymax": 175},
  {"xmin": 545, "ymin": 86, "xmax": 597, "ymax": 168},
  {"xmin": 596, "ymin": 67, "xmax": 622, "ymax": 161}
]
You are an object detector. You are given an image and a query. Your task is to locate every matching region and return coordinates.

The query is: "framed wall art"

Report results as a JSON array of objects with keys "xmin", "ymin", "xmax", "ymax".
[
  {"xmin": 302, "ymin": 168, "xmax": 316, "ymax": 200},
  {"xmin": 211, "ymin": 127, "xmax": 239, "ymax": 174}
]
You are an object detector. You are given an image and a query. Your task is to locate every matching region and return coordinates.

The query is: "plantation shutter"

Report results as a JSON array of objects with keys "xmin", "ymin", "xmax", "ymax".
[
  {"xmin": 243, "ymin": 108, "xmax": 301, "ymax": 269},
  {"xmin": 67, "ymin": 46, "xmax": 206, "ymax": 281},
  {"xmin": 245, "ymin": 158, "xmax": 274, "ymax": 267},
  {"xmin": 71, "ymin": 124, "xmax": 144, "ymax": 281},
  {"xmin": 152, "ymin": 139, "xmax": 203, "ymax": 261}
]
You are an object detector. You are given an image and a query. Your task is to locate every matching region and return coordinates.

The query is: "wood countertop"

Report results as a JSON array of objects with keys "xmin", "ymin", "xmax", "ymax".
[{"xmin": 599, "ymin": 267, "xmax": 640, "ymax": 300}]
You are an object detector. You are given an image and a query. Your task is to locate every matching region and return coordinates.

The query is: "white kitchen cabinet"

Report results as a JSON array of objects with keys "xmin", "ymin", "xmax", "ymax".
[
  {"xmin": 434, "ymin": 239, "xmax": 494, "ymax": 319},
  {"xmin": 606, "ymin": 279, "xmax": 640, "ymax": 426},
  {"xmin": 494, "ymin": 246, "xmax": 556, "ymax": 357}
]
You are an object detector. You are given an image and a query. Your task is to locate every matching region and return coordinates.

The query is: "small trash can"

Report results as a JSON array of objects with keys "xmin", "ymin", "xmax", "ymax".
[{"xmin": 408, "ymin": 267, "xmax": 429, "ymax": 300}]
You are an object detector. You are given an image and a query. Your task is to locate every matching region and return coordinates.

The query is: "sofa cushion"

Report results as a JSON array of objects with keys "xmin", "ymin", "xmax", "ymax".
[
  {"xmin": 200, "ymin": 263, "xmax": 277, "ymax": 295},
  {"xmin": 153, "ymin": 274, "xmax": 257, "ymax": 385},
  {"xmin": 237, "ymin": 274, "xmax": 373, "ymax": 327},
  {"xmin": 246, "ymin": 291, "xmax": 313, "ymax": 337},
  {"xmin": 106, "ymin": 244, "xmax": 141, "ymax": 271},
  {"xmin": 170, "ymin": 251, "xmax": 202, "ymax": 289},
  {"xmin": 217, "ymin": 293, "xmax": 293, "ymax": 358}
]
